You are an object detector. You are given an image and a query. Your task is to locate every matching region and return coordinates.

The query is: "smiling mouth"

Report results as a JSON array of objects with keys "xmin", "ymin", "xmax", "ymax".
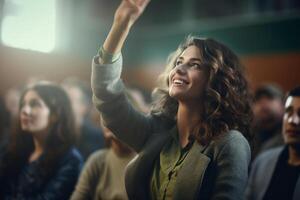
[{"xmin": 172, "ymin": 79, "xmax": 189, "ymax": 86}]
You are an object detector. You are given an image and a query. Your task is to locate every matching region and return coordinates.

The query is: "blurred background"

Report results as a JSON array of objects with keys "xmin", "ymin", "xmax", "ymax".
[{"xmin": 0, "ymin": 0, "xmax": 299, "ymax": 95}]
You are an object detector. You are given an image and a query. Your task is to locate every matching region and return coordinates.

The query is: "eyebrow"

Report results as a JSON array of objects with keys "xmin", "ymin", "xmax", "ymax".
[{"xmin": 177, "ymin": 57, "xmax": 202, "ymax": 62}]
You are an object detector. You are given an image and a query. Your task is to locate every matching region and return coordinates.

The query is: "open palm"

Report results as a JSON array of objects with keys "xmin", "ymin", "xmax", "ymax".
[{"xmin": 114, "ymin": 0, "xmax": 150, "ymax": 26}]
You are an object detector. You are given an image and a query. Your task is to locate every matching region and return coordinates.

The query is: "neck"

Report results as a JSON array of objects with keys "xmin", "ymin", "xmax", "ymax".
[
  {"xmin": 111, "ymin": 139, "xmax": 135, "ymax": 158},
  {"xmin": 177, "ymin": 102, "xmax": 202, "ymax": 148},
  {"xmin": 288, "ymin": 145, "xmax": 300, "ymax": 166},
  {"xmin": 29, "ymin": 132, "xmax": 47, "ymax": 162}
]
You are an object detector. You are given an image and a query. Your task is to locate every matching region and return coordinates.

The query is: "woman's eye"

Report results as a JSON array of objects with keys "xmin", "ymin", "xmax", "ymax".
[
  {"xmin": 190, "ymin": 63, "xmax": 201, "ymax": 68},
  {"xmin": 175, "ymin": 60, "xmax": 182, "ymax": 66},
  {"xmin": 29, "ymin": 100, "xmax": 41, "ymax": 108}
]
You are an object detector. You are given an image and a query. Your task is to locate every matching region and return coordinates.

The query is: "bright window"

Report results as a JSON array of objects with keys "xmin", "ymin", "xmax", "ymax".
[{"xmin": 1, "ymin": 0, "xmax": 56, "ymax": 53}]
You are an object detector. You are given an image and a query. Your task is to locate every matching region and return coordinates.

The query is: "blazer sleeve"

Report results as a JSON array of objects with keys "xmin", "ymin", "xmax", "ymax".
[
  {"xmin": 91, "ymin": 55, "xmax": 156, "ymax": 152},
  {"xmin": 211, "ymin": 131, "xmax": 251, "ymax": 200},
  {"xmin": 70, "ymin": 150, "xmax": 107, "ymax": 200}
]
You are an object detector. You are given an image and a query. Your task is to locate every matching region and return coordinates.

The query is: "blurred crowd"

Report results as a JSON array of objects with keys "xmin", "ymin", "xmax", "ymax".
[
  {"xmin": 0, "ymin": 74, "xmax": 299, "ymax": 199},
  {"xmin": 0, "ymin": 76, "xmax": 151, "ymax": 199}
]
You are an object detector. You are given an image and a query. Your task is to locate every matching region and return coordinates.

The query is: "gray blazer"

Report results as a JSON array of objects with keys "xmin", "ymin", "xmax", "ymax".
[
  {"xmin": 91, "ymin": 56, "xmax": 251, "ymax": 200},
  {"xmin": 245, "ymin": 146, "xmax": 300, "ymax": 200}
]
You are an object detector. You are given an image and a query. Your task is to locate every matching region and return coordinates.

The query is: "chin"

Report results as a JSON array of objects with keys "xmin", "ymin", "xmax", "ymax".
[
  {"xmin": 285, "ymin": 138, "xmax": 300, "ymax": 146},
  {"xmin": 169, "ymin": 90, "xmax": 184, "ymax": 99},
  {"xmin": 171, "ymin": 95, "xmax": 185, "ymax": 102}
]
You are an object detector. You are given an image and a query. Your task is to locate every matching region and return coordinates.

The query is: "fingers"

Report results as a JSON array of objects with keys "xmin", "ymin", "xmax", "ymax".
[
  {"xmin": 122, "ymin": 0, "xmax": 138, "ymax": 8},
  {"xmin": 137, "ymin": 0, "xmax": 150, "ymax": 7},
  {"xmin": 125, "ymin": 0, "xmax": 134, "ymax": 4},
  {"xmin": 125, "ymin": 0, "xmax": 150, "ymax": 8}
]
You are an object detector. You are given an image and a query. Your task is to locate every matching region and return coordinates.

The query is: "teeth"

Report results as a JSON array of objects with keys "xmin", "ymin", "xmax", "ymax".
[{"xmin": 174, "ymin": 79, "xmax": 183, "ymax": 84}]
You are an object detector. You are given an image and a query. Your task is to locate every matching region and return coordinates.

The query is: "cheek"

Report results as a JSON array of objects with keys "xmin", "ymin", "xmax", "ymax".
[
  {"xmin": 38, "ymin": 111, "xmax": 51, "ymax": 127},
  {"xmin": 192, "ymin": 74, "xmax": 207, "ymax": 89},
  {"xmin": 168, "ymin": 70, "xmax": 174, "ymax": 85}
]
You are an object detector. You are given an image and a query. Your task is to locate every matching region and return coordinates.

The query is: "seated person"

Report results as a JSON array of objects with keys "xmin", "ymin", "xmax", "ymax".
[
  {"xmin": 246, "ymin": 86, "xmax": 300, "ymax": 200},
  {"xmin": 62, "ymin": 77, "xmax": 105, "ymax": 160},
  {"xmin": 252, "ymin": 84, "xmax": 284, "ymax": 159},
  {"xmin": 71, "ymin": 119, "xmax": 136, "ymax": 200},
  {"xmin": 0, "ymin": 81, "xmax": 83, "ymax": 199},
  {"xmin": 71, "ymin": 89, "xmax": 148, "ymax": 200}
]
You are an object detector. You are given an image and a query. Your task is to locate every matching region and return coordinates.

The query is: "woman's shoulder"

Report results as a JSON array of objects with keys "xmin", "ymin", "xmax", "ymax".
[
  {"xmin": 86, "ymin": 149, "xmax": 109, "ymax": 165},
  {"xmin": 214, "ymin": 130, "xmax": 249, "ymax": 146},
  {"xmin": 206, "ymin": 130, "xmax": 250, "ymax": 159},
  {"xmin": 59, "ymin": 147, "xmax": 84, "ymax": 167}
]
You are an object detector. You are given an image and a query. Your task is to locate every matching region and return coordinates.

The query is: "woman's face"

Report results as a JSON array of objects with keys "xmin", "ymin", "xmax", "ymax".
[
  {"xmin": 168, "ymin": 45, "xmax": 209, "ymax": 102},
  {"xmin": 20, "ymin": 90, "xmax": 51, "ymax": 134}
]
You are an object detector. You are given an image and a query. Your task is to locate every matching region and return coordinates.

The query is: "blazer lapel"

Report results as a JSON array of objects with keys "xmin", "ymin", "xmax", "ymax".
[{"xmin": 173, "ymin": 142, "xmax": 211, "ymax": 200}]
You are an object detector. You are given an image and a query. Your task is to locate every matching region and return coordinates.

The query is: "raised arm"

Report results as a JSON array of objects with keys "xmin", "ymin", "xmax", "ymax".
[
  {"xmin": 99, "ymin": 0, "xmax": 150, "ymax": 63},
  {"xmin": 92, "ymin": 0, "xmax": 160, "ymax": 152}
]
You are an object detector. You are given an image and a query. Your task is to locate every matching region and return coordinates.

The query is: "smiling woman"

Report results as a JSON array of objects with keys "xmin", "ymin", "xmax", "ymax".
[
  {"xmin": 91, "ymin": 0, "xmax": 252, "ymax": 199},
  {"xmin": 168, "ymin": 45, "xmax": 208, "ymax": 103},
  {"xmin": 0, "ymin": 81, "xmax": 83, "ymax": 199},
  {"xmin": 152, "ymin": 36, "xmax": 252, "ymax": 145}
]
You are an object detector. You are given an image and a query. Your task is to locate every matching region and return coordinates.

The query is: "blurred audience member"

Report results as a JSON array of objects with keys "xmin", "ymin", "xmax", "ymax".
[
  {"xmin": 4, "ymin": 87, "xmax": 21, "ymax": 123},
  {"xmin": 0, "ymin": 81, "xmax": 82, "ymax": 199},
  {"xmin": 62, "ymin": 77, "xmax": 104, "ymax": 160},
  {"xmin": 252, "ymin": 84, "xmax": 284, "ymax": 159},
  {"xmin": 71, "ymin": 89, "xmax": 148, "ymax": 200},
  {"xmin": 246, "ymin": 86, "xmax": 300, "ymax": 200},
  {"xmin": 0, "ymin": 97, "xmax": 10, "ymax": 144},
  {"xmin": 71, "ymin": 120, "xmax": 136, "ymax": 200}
]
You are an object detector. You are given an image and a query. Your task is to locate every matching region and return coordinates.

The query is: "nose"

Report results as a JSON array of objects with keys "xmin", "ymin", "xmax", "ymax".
[
  {"xmin": 21, "ymin": 104, "xmax": 31, "ymax": 116},
  {"xmin": 288, "ymin": 113, "xmax": 300, "ymax": 125},
  {"xmin": 174, "ymin": 63, "xmax": 187, "ymax": 75}
]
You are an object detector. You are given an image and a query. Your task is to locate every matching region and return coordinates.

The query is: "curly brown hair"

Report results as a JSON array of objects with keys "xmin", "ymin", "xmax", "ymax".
[{"xmin": 151, "ymin": 36, "xmax": 253, "ymax": 145}]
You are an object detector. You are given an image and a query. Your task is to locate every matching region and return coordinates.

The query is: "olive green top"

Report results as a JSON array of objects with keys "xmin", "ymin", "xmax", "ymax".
[{"xmin": 151, "ymin": 127, "xmax": 194, "ymax": 200}]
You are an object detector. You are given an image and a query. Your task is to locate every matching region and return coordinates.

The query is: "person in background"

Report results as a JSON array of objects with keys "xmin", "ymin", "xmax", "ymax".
[
  {"xmin": 0, "ymin": 81, "xmax": 82, "ymax": 199},
  {"xmin": 246, "ymin": 86, "xmax": 300, "ymax": 200},
  {"xmin": 252, "ymin": 84, "xmax": 284, "ymax": 159},
  {"xmin": 62, "ymin": 77, "xmax": 104, "ymax": 160},
  {"xmin": 91, "ymin": 0, "xmax": 252, "ymax": 199},
  {"xmin": 4, "ymin": 87, "xmax": 21, "ymax": 125},
  {"xmin": 0, "ymin": 96, "xmax": 10, "ymax": 146},
  {"xmin": 71, "ymin": 88, "xmax": 150, "ymax": 200},
  {"xmin": 71, "ymin": 118, "xmax": 136, "ymax": 200}
]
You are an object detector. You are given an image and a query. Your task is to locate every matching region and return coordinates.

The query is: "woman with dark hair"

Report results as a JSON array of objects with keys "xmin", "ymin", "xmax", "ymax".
[
  {"xmin": 0, "ymin": 82, "xmax": 83, "ymax": 199},
  {"xmin": 91, "ymin": 0, "xmax": 252, "ymax": 199}
]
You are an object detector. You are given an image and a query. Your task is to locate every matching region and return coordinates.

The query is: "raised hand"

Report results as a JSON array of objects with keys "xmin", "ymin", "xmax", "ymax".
[
  {"xmin": 101, "ymin": 0, "xmax": 150, "ymax": 58},
  {"xmin": 114, "ymin": 0, "xmax": 150, "ymax": 27}
]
